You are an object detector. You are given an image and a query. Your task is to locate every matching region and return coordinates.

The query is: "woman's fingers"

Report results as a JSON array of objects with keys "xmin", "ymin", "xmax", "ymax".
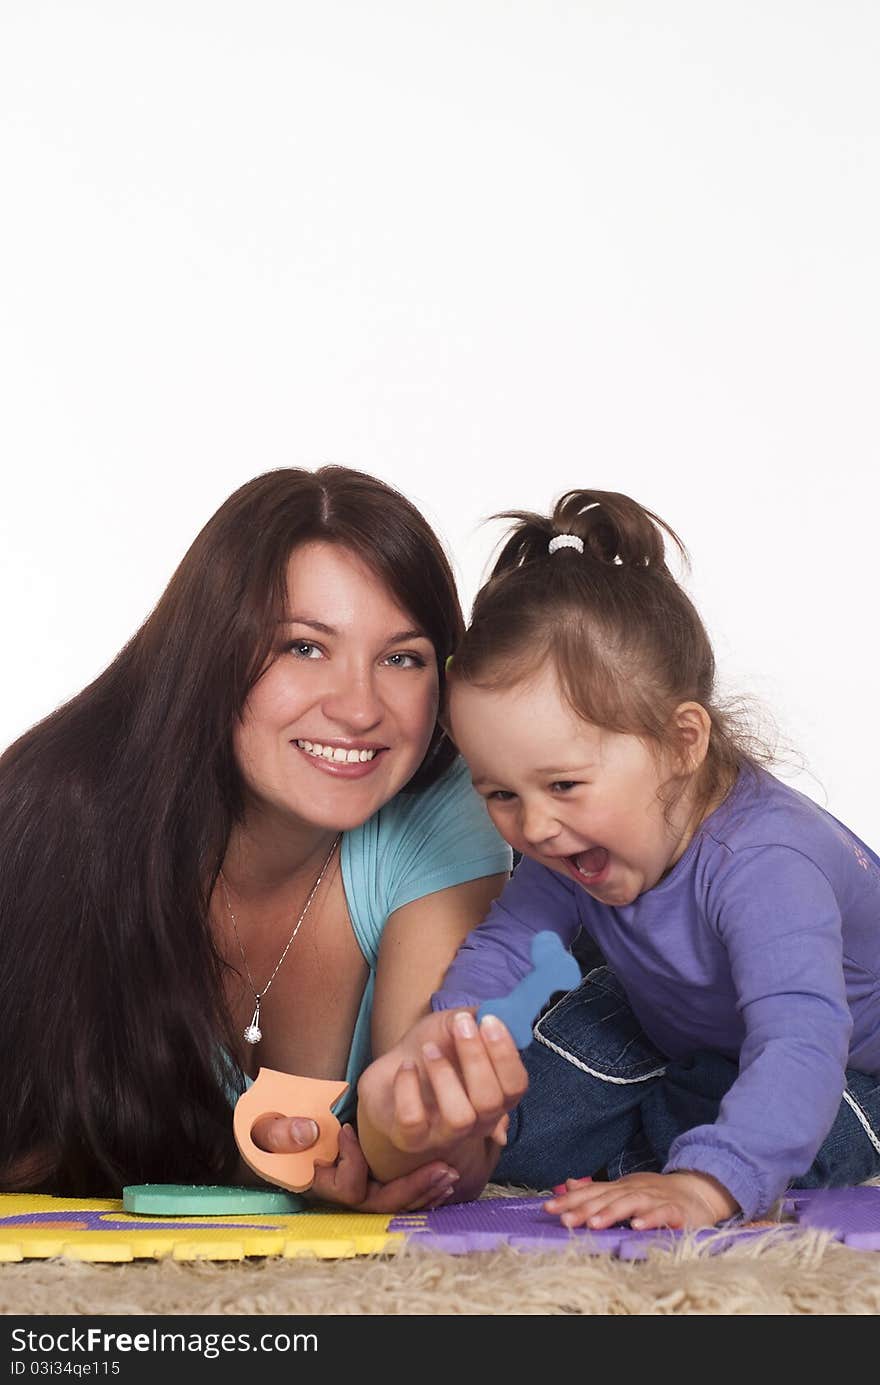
[
  {"xmin": 420, "ymin": 1042, "xmax": 483, "ymax": 1133},
  {"xmin": 420, "ymin": 1011, "xmax": 527, "ymax": 1135},
  {"xmin": 489, "ymin": 1113, "xmax": 510, "ymax": 1146},
  {"xmin": 309, "ymin": 1123, "xmax": 369, "ymax": 1205},
  {"xmin": 249, "ymin": 1111, "xmax": 319, "ymax": 1153},
  {"xmin": 356, "ymin": 1162, "xmax": 460, "ymax": 1214},
  {"xmin": 389, "ymin": 1059, "xmax": 433, "ymax": 1151},
  {"xmin": 248, "ymin": 1111, "xmax": 462, "ymax": 1215},
  {"xmin": 368, "ymin": 1011, "xmax": 529, "ymax": 1158},
  {"xmin": 446, "ymin": 1012, "xmax": 506, "ymax": 1116},
  {"xmin": 474, "ymin": 1014, "xmax": 529, "ymax": 1103}
]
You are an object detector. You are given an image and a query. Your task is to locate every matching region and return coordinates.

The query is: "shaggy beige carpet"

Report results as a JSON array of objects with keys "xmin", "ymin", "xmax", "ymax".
[
  {"xmin": 1, "ymin": 1229, "xmax": 880, "ymax": 1316},
  {"xmin": 1, "ymin": 1186, "xmax": 879, "ymax": 1316}
]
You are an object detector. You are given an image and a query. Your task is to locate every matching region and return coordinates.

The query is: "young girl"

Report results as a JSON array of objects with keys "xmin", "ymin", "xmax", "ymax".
[{"xmin": 356, "ymin": 488, "xmax": 880, "ymax": 1229}]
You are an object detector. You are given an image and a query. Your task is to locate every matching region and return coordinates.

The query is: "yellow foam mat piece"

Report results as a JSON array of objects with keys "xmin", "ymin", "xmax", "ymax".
[{"xmin": 0, "ymin": 1194, "xmax": 404, "ymax": 1263}]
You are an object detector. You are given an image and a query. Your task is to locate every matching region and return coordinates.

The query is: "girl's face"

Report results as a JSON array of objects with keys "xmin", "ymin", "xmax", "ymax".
[
  {"xmin": 234, "ymin": 542, "xmax": 439, "ymax": 833},
  {"xmin": 448, "ymin": 667, "xmax": 701, "ymax": 906}
]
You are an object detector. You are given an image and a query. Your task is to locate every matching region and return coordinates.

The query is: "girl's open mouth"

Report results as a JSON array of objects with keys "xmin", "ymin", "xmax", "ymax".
[{"xmin": 568, "ymin": 847, "xmax": 610, "ymax": 883}]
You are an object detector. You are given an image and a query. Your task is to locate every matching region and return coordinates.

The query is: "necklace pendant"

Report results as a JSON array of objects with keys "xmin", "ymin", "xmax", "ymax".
[
  {"xmin": 221, "ymin": 835, "xmax": 340, "ymax": 1052},
  {"xmin": 243, "ymin": 1001, "xmax": 262, "ymax": 1045}
]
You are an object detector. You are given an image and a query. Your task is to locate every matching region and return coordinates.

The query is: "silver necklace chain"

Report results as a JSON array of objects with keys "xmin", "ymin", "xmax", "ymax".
[{"xmin": 218, "ymin": 834, "xmax": 341, "ymax": 1045}]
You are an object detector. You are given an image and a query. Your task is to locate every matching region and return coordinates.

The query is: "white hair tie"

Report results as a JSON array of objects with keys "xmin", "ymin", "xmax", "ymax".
[{"xmin": 548, "ymin": 533, "xmax": 584, "ymax": 555}]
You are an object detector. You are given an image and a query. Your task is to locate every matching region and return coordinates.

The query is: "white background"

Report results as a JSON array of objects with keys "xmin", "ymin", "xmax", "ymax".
[{"xmin": 1, "ymin": 2, "xmax": 878, "ymax": 840}]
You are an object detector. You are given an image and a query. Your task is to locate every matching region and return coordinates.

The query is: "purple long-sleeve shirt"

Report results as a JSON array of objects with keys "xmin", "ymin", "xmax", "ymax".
[{"xmin": 433, "ymin": 766, "xmax": 880, "ymax": 1220}]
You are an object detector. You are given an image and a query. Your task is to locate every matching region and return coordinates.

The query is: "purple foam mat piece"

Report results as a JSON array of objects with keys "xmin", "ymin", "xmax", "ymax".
[
  {"xmin": 389, "ymin": 1188, "xmax": 880, "ymax": 1256},
  {"xmin": 781, "ymin": 1185, "xmax": 880, "ymax": 1249},
  {"xmin": 390, "ymin": 1197, "xmax": 635, "ymax": 1255}
]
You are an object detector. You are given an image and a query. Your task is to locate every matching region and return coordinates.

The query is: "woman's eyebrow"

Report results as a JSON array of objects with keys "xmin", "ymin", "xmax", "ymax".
[
  {"xmin": 279, "ymin": 616, "xmax": 336, "ymax": 635},
  {"xmin": 280, "ymin": 615, "xmax": 430, "ymax": 643},
  {"xmin": 385, "ymin": 628, "xmax": 431, "ymax": 644}
]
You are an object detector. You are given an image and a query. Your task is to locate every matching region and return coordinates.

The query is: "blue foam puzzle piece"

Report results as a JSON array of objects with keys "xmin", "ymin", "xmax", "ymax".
[{"xmin": 476, "ymin": 931, "xmax": 582, "ymax": 1049}]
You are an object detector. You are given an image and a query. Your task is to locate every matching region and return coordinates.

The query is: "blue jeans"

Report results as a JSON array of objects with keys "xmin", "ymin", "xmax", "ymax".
[{"xmin": 495, "ymin": 967, "xmax": 880, "ymax": 1194}]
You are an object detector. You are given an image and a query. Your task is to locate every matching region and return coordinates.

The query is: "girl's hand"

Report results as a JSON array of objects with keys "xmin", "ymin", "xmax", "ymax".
[
  {"xmin": 544, "ymin": 1170, "xmax": 740, "ymax": 1231},
  {"xmin": 248, "ymin": 1112, "xmax": 458, "ymax": 1213}
]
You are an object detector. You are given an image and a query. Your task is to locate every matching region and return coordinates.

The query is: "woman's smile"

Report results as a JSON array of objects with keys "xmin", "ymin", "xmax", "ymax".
[{"xmin": 294, "ymin": 737, "xmax": 388, "ymax": 778}]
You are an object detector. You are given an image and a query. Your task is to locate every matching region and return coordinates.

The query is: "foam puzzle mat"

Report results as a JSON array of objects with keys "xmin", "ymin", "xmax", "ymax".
[
  {"xmin": 0, "ymin": 1196, "xmax": 400, "ymax": 1263},
  {"xmin": 0, "ymin": 1187, "xmax": 877, "ymax": 1263}
]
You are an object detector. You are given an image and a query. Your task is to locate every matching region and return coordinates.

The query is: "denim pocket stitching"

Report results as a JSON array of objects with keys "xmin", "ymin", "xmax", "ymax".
[
  {"xmin": 533, "ymin": 1027, "xmax": 667, "ymax": 1085},
  {"xmin": 842, "ymin": 1087, "xmax": 880, "ymax": 1155},
  {"xmin": 534, "ymin": 975, "xmax": 665, "ymax": 1079},
  {"xmin": 615, "ymin": 1032, "xmax": 653, "ymax": 1064},
  {"xmin": 582, "ymin": 965, "xmax": 624, "ymax": 999},
  {"xmin": 595, "ymin": 1006, "xmax": 628, "ymax": 1025}
]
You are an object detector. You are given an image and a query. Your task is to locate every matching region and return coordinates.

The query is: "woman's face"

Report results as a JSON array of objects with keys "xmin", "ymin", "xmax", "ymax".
[{"xmin": 234, "ymin": 542, "xmax": 440, "ymax": 833}]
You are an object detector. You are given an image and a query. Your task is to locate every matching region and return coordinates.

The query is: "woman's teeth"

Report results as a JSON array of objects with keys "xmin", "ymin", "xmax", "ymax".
[{"xmin": 297, "ymin": 740, "xmax": 377, "ymax": 764}]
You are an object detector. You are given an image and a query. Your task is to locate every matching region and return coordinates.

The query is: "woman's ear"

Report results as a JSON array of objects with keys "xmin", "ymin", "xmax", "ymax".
[{"xmin": 671, "ymin": 701, "xmax": 712, "ymax": 775}]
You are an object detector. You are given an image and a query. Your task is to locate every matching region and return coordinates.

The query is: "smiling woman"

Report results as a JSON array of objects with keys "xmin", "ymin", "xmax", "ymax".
[
  {"xmin": 232, "ymin": 542, "xmax": 440, "ymax": 837},
  {"xmin": 0, "ymin": 467, "xmax": 511, "ymax": 1201}
]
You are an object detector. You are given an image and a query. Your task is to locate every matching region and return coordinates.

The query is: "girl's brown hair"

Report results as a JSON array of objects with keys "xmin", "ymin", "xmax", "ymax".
[
  {"xmin": 0, "ymin": 466, "xmax": 463, "ymax": 1194},
  {"xmin": 453, "ymin": 488, "xmax": 766, "ymax": 805}
]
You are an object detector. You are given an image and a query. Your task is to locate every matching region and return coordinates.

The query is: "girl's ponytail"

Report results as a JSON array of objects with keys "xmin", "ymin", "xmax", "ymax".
[
  {"xmin": 552, "ymin": 490, "xmax": 685, "ymax": 570},
  {"xmin": 486, "ymin": 490, "xmax": 686, "ymax": 580}
]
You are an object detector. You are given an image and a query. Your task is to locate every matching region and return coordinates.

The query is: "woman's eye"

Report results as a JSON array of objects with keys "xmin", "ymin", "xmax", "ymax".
[
  {"xmin": 287, "ymin": 641, "xmax": 323, "ymax": 660},
  {"xmin": 487, "ymin": 790, "xmax": 516, "ymax": 803},
  {"xmin": 383, "ymin": 652, "xmax": 426, "ymax": 669},
  {"xmin": 551, "ymin": 781, "xmax": 579, "ymax": 793}
]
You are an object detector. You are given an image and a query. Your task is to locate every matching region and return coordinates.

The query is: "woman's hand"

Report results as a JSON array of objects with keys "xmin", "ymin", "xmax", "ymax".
[
  {"xmin": 355, "ymin": 1007, "xmax": 528, "ymax": 1198},
  {"xmin": 381, "ymin": 1010, "xmax": 527, "ymax": 1155},
  {"xmin": 544, "ymin": 1170, "xmax": 740, "ymax": 1231},
  {"xmin": 248, "ymin": 1111, "xmax": 459, "ymax": 1212}
]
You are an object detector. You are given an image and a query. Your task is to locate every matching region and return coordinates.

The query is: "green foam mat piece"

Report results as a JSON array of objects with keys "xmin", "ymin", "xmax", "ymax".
[{"xmin": 122, "ymin": 1183, "xmax": 308, "ymax": 1216}]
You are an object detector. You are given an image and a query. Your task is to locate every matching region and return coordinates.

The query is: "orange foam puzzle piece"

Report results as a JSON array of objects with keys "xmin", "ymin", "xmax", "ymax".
[{"xmin": 233, "ymin": 1068, "xmax": 349, "ymax": 1193}]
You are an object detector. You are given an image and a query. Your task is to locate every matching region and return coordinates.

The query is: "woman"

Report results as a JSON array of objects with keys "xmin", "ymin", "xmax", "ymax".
[{"xmin": 0, "ymin": 466, "xmax": 511, "ymax": 1205}]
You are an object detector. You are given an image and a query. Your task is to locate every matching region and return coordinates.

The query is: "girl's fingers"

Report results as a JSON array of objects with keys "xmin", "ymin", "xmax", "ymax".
[
  {"xmin": 566, "ymin": 1191, "xmax": 643, "ymax": 1229},
  {"xmin": 545, "ymin": 1183, "xmax": 633, "ymax": 1220},
  {"xmin": 630, "ymin": 1203, "xmax": 686, "ymax": 1230},
  {"xmin": 555, "ymin": 1188, "xmax": 684, "ymax": 1231},
  {"xmin": 546, "ymin": 1174, "xmax": 704, "ymax": 1230},
  {"xmin": 544, "ymin": 1186, "xmax": 605, "ymax": 1215}
]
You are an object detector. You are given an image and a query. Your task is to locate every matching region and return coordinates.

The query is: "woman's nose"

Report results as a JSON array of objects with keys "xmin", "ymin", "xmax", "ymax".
[{"xmin": 321, "ymin": 670, "xmax": 384, "ymax": 731}]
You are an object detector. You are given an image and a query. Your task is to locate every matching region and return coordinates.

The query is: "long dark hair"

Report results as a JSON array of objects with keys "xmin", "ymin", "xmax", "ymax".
[
  {"xmin": 453, "ymin": 489, "xmax": 771, "ymax": 811},
  {"xmin": 0, "ymin": 466, "xmax": 463, "ymax": 1194}
]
